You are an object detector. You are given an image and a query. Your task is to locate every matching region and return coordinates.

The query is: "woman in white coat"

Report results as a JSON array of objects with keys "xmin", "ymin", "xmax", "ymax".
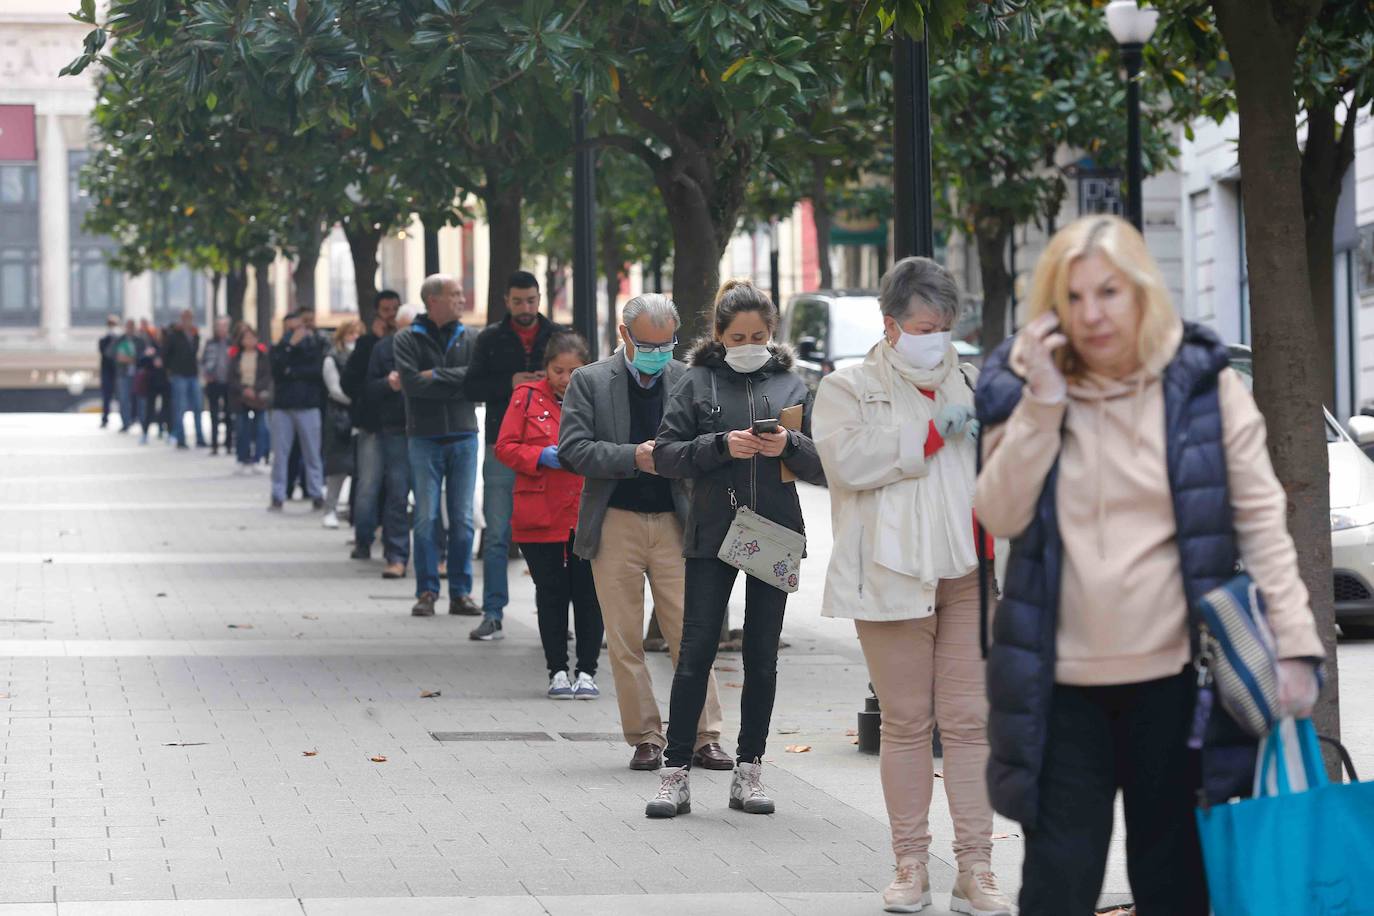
[{"xmin": 813, "ymin": 257, "xmax": 1009, "ymax": 916}]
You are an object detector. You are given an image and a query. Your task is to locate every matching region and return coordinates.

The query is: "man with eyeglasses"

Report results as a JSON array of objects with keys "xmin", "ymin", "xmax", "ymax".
[{"xmin": 559, "ymin": 294, "xmax": 730, "ymax": 773}]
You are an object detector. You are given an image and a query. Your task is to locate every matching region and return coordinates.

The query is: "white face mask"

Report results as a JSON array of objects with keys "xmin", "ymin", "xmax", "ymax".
[
  {"xmin": 892, "ymin": 330, "xmax": 951, "ymax": 371},
  {"xmin": 723, "ymin": 343, "xmax": 772, "ymax": 375}
]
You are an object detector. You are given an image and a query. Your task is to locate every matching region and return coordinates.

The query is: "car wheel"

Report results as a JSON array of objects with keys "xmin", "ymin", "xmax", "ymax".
[{"xmin": 1338, "ymin": 619, "xmax": 1374, "ymax": 639}]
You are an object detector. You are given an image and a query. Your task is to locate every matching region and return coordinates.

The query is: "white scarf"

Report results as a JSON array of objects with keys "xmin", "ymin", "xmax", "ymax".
[{"xmin": 870, "ymin": 341, "xmax": 980, "ymax": 586}]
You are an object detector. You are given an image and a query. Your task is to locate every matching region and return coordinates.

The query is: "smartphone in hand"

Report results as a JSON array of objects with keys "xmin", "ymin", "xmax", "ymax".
[{"xmin": 751, "ymin": 418, "xmax": 780, "ymax": 435}]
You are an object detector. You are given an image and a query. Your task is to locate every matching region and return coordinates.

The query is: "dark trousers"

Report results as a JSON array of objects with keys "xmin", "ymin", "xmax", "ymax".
[
  {"xmin": 205, "ymin": 382, "xmax": 232, "ymax": 451},
  {"xmin": 100, "ymin": 369, "xmax": 115, "ymax": 426},
  {"xmin": 665, "ymin": 557, "xmax": 787, "ymax": 768},
  {"xmin": 522, "ymin": 532, "xmax": 603, "ymax": 678},
  {"xmin": 1019, "ymin": 669, "xmax": 1207, "ymax": 916}
]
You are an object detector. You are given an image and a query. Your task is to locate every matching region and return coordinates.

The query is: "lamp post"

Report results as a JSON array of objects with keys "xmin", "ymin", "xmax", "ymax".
[
  {"xmin": 572, "ymin": 92, "xmax": 598, "ymax": 360},
  {"xmin": 1105, "ymin": 1, "xmax": 1159, "ymax": 233},
  {"xmin": 892, "ymin": 27, "xmax": 935, "ymax": 259}
]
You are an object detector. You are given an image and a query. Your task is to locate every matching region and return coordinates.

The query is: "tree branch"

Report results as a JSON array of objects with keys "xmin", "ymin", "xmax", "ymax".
[
  {"xmin": 586, "ymin": 133, "xmax": 664, "ymax": 171},
  {"xmin": 616, "ymin": 79, "xmax": 700, "ymax": 159}
]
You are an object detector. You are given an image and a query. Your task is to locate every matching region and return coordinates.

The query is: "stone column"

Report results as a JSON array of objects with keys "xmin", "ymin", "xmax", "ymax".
[{"xmin": 38, "ymin": 112, "xmax": 71, "ymax": 341}]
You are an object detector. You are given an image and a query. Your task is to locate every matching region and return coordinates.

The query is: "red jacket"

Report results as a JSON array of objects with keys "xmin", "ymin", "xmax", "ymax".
[{"xmin": 495, "ymin": 379, "xmax": 583, "ymax": 543}]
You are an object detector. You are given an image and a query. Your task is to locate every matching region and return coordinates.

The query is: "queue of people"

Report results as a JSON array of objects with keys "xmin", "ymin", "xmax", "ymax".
[{"xmin": 97, "ymin": 220, "xmax": 1326, "ymax": 914}]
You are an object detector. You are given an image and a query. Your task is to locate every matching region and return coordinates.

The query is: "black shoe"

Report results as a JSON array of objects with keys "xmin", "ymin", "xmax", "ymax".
[
  {"xmin": 311, "ymin": 498, "xmax": 326, "ymax": 510},
  {"xmin": 209, "ymin": 448, "xmax": 219, "ymax": 456},
  {"xmin": 268, "ymin": 500, "xmax": 284, "ymax": 512},
  {"xmin": 350, "ymin": 545, "xmax": 371, "ymax": 560},
  {"xmin": 176, "ymin": 443, "xmax": 189, "ymax": 451},
  {"xmin": 412, "ymin": 592, "xmax": 437, "ymax": 617},
  {"xmin": 449, "ymin": 595, "xmax": 481, "ymax": 617}
]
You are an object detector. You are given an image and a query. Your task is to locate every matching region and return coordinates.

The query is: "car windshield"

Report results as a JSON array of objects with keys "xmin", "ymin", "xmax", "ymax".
[{"xmin": 829, "ymin": 298, "xmax": 886, "ymax": 358}]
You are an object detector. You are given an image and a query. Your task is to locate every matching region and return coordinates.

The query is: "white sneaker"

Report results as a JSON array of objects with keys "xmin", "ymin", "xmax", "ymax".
[
  {"xmin": 251, "ymin": 463, "xmax": 267, "ymax": 475},
  {"xmin": 572, "ymin": 672, "xmax": 600, "ymax": 700},
  {"xmin": 882, "ymin": 859, "xmax": 932, "ymax": 913},
  {"xmin": 322, "ymin": 511, "xmax": 339, "ymax": 529},
  {"xmin": 645, "ymin": 766, "xmax": 691, "ymax": 818},
  {"xmin": 235, "ymin": 464, "xmax": 250, "ymax": 476},
  {"xmin": 547, "ymin": 671, "xmax": 574, "ymax": 700},
  {"xmin": 729, "ymin": 759, "xmax": 775, "ymax": 814},
  {"xmin": 950, "ymin": 866, "xmax": 1013, "ymax": 916}
]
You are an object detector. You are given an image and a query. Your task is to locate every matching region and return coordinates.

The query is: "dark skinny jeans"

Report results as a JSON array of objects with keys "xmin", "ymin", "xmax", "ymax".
[
  {"xmin": 521, "ymin": 531, "xmax": 602, "ymax": 678},
  {"xmin": 665, "ymin": 557, "xmax": 787, "ymax": 768}
]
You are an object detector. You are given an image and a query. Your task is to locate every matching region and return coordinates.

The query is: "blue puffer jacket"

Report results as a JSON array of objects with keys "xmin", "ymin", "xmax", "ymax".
[{"xmin": 976, "ymin": 322, "xmax": 1257, "ymax": 827}]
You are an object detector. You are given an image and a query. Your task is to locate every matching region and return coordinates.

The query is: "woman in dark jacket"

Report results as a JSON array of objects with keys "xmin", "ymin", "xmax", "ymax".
[
  {"xmin": 228, "ymin": 324, "xmax": 273, "ymax": 473},
  {"xmin": 647, "ymin": 279, "xmax": 826, "ymax": 819},
  {"xmin": 134, "ymin": 323, "xmax": 167, "ymax": 445},
  {"xmin": 495, "ymin": 333, "xmax": 604, "ymax": 701}
]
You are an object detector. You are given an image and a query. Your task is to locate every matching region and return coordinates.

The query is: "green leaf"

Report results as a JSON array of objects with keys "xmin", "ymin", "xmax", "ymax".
[
  {"xmin": 206, "ymin": 92, "xmax": 218, "ymax": 111},
  {"xmin": 721, "ymin": 57, "xmax": 748, "ymax": 82},
  {"xmin": 79, "ymin": 0, "xmax": 95, "ymax": 23}
]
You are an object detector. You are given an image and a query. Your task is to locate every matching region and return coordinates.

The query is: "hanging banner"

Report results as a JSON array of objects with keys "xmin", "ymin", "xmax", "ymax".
[{"xmin": 0, "ymin": 105, "xmax": 37, "ymax": 161}]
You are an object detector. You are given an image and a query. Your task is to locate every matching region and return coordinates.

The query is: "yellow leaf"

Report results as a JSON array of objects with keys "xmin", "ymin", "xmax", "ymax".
[
  {"xmin": 721, "ymin": 58, "xmax": 747, "ymax": 82},
  {"xmin": 1192, "ymin": 16, "xmax": 1210, "ymax": 32},
  {"xmin": 370, "ymin": 130, "xmax": 384, "ymax": 151},
  {"xmin": 609, "ymin": 66, "xmax": 620, "ymax": 93},
  {"xmin": 1171, "ymin": 69, "xmax": 1187, "ymax": 84},
  {"xmin": 183, "ymin": 205, "xmax": 196, "ymax": 217}
]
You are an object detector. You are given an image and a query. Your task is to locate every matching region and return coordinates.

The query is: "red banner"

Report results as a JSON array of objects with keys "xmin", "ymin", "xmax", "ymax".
[{"xmin": 0, "ymin": 105, "xmax": 37, "ymax": 161}]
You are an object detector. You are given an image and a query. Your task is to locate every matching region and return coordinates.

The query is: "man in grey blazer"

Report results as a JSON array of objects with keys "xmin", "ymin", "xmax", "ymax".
[{"xmin": 559, "ymin": 294, "xmax": 729, "ymax": 772}]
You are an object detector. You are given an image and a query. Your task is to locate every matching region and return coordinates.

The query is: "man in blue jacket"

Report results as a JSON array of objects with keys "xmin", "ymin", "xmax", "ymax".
[{"xmin": 268, "ymin": 310, "xmax": 326, "ymax": 511}]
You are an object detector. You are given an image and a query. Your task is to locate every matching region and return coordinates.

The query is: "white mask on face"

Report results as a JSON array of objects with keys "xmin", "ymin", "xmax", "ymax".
[
  {"xmin": 723, "ymin": 343, "xmax": 772, "ymax": 375},
  {"xmin": 892, "ymin": 330, "xmax": 951, "ymax": 370}
]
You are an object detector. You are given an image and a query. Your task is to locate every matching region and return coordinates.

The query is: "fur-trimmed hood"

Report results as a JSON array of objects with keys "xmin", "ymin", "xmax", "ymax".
[{"xmin": 686, "ymin": 338, "xmax": 795, "ymax": 373}]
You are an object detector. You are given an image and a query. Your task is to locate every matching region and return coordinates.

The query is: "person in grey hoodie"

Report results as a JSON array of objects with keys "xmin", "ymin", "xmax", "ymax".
[
  {"xmin": 393, "ymin": 274, "xmax": 482, "ymax": 620},
  {"xmin": 646, "ymin": 279, "xmax": 825, "ymax": 820},
  {"xmin": 201, "ymin": 316, "xmax": 233, "ymax": 455}
]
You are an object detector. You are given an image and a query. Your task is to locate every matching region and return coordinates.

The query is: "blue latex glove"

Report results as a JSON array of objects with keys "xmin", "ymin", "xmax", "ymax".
[
  {"xmin": 538, "ymin": 445, "xmax": 561, "ymax": 469},
  {"xmin": 935, "ymin": 404, "xmax": 979, "ymax": 440}
]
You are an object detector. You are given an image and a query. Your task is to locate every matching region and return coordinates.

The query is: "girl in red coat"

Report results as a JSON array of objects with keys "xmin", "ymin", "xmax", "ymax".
[{"xmin": 495, "ymin": 333, "xmax": 605, "ymax": 700}]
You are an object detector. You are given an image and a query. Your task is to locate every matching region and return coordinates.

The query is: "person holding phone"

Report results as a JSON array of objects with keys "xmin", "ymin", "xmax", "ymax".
[{"xmin": 647, "ymin": 279, "xmax": 826, "ymax": 819}]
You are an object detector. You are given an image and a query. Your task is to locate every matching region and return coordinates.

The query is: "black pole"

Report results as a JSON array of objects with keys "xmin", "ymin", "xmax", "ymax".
[
  {"xmin": 424, "ymin": 226, "xmax": 440, "ymax": 277},
  {"xmin": 572, "ymin": 92, "xmax": 598, "ymax": 360},
  {"xmin": 892, "ymin": 28, "xmax": 935, "ymax": 260},
  {"xmin": 768, "ymin": 220, "xmax": 781, "ymax": 307},
  {"xmin": 1123, "ymin": 43, "xmax": 1144, "ymax": 233}
]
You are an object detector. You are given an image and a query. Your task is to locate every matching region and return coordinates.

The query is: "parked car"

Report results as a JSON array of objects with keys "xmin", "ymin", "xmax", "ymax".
[
  {"xmin": 780, "ymin": 290, "xmax": 980, "ymax": 395},
  {"xmin": 1228, "ymin": 344, "xmax": 1374, "ymax": 638}
]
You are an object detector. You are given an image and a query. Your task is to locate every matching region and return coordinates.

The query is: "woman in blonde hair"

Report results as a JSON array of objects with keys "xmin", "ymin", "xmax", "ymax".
[
  {"xmin": 321, "ymin": 319, "xmax": 365, "ymax": 529},
  {"xmin": 975, "ymin": 215, "xmax": 1323, "ymax": 914}
]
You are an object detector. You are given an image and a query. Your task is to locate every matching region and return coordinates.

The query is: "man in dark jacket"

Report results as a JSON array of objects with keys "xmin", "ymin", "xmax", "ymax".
[
  {"xmin": 268, "ymin": 310, "xmax": 326, "ymax": 510},
  {"xmin": 164, "ymin": 309, "xmax": 206, "ymax": 449},
  {"xmin": 201, "ymin": 316, "xmax": 233, "ymax": 455},
  {"xmin": 351, "ymin": 293, "xmax": 410, "ymax": 577},
  {"xmin": 463, "ymin": 270, "xmax": 563, "ymax": 639},
  {"xmin": 394, "ymin": 276, "xmax": 481, "ymax": 619},
  {"xmin": 98, "ymin": 315, "xmax": 120, "ymax": 428}
]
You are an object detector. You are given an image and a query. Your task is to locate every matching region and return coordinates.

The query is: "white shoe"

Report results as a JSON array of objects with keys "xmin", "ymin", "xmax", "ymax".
[
  {"xmin": 728, "ymin": 759, "xmax": 775, "ymax": 814},
  {"xmin": 322, "ymin": 511, "xmax": 339, "ymax": 529},
  {"xmin": 950, "ymin": 866, "xmax": 1013, "ymax": 916},
  {"xmin": 251, "ymin": 463, "xmax": 267, "ymax": 475},
  {"xmin": 547, "ymin": 671, "xmax": 574, "ymax": 700},
  {"xmin": 234, "ymin": 464, "xmax": 250, "ymax": 476},
  {"xmin": 572, "ymin": 672, "xmax": 600, "ymax": 700},
  {"xmin": 883, "ymin": 859, "xmax": 932, "ymax": 913},
  {"xmin": 645, "ymin": 766, "xmax": 691, "ymax": 818}
]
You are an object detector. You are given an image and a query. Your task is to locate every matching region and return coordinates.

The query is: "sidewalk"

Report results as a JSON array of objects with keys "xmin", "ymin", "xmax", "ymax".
[{"xmin": 1, "ymin": 414, "xmax": 1370, "ymax": 915}]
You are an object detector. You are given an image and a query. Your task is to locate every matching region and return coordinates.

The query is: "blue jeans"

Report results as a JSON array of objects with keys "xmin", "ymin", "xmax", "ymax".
[
  {"xmin": 169, "ymin": 375, "xmax": 205, "ymax": 447},
  {"xmin": 270, "ymin": 408, "xmax": 324, "ymax": 502},
  {"xmin": 408, "ymin": 435, "xmax": 478, "ymax": 599},
  {"xmin": 482, "ymin": 444, "xmax": 516, "ymax": 621},
  {"xmin": 355, "ymin": 430, "xmax": 411, "ymax": 565},
  {"xmin": 116, "ymin": 373, "xmax": 135, "ymax": 430},
  {"xmin": 235, "ymin": 409, "xmax": 271, "ymax": 464}
]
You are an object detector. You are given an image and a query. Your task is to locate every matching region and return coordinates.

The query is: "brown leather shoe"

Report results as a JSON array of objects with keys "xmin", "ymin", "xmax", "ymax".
[
  {"xmin": 411, "ymin": 592, "xmax": 437, "ymax": 617},
  {"xmin": 448, "ymin": 595, "xmax": 481, "ymax": 616},
  {"xmin": 692, "ymin": 743, "xmax": 734, "ymax": 770},
  {"xmin": 629, "ymin": 743, "xmax": 663, "ymax": 771},
  {"xmin": 382, "ymin": 562, "xmax": 405, "ymax": 579}
]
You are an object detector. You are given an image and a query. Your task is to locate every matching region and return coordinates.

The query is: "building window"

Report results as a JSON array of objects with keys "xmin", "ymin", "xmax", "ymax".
[
  {"xmin": 0, "ymin": 163, "xmax": 40, "ymax": 325},
  {"xmin": 1358, "ymin": 223, "xmax": 1374, "ymax": 297},
  {"xmin": 68, "ymin": 151, "xmax": 122, "ymax": 326},
  {"xmin": 327, "ymin": 225, "xmax": 357, "ymax": 313},
  {"xmin": 152, "ymin": 266, "xmax": 205, "ymax": 327}
]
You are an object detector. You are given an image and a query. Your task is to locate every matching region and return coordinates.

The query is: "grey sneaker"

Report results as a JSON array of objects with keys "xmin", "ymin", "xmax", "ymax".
[
  {"xmin": 882, "ymin": 859, "xmax": 932, "ymax": 913},
  {"xmin": 729, "ymin": 759, "xmax": 775, "ymax": 814},
  {"xmin": 572, "ymin": 672, "xmax": 600, "ymax": 700},
  {"xmin": 547, "ymin": 671, "xmax": 574, "ymax": 700},
  {"xmin": 470, "ymin": 617, "xmax": 503, "ymax": 641},
  {"xmin": 645, "ymin": 766, "xmax": 691, "ymax": 818}
]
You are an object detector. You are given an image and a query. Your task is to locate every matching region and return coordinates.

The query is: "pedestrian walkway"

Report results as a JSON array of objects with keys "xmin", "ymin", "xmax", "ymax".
[{"xmin": 3, "ymin": 414, "xmax": 1371, "ymax": 915}]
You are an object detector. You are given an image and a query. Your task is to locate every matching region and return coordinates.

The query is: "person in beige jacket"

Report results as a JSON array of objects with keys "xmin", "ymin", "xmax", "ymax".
[
  {"xmin": 975, "ymin": 215, "xmax": 1323, "ymax": 915},
  {"xmin": 814, "ymin": 257, "xmax": 1011, "ymax": 916}
]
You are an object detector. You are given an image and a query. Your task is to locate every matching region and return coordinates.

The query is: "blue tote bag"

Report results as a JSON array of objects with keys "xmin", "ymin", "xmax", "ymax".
[{"xmin": 1196, "ymin": 718, "xmax": 1374, "ymax": 915}]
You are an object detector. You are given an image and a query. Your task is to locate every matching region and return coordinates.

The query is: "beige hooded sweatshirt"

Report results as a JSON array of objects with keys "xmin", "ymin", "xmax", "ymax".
[{"xmin": 975, "ymin": 321, "xmax": 1324, "ymax": 686}]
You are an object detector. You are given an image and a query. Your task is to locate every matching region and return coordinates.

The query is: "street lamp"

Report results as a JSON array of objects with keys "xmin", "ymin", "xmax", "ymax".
[{"xmin": 1105, "ymin": 1, "xmax": 1159, "ymax": 233}]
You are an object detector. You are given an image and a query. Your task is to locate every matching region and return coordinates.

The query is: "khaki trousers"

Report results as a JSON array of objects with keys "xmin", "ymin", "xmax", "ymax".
[
  {"xmin": 591, "ymin": 509, "xmax": 723, "ymax": 749},
  {"xmin": 854, "ymin": 571, "xmax": 993, "ymax": 870}
]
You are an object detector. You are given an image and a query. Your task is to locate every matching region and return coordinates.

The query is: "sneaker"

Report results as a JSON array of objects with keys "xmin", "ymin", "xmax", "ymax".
[
  {"xmin": 268, "ymin": 499, "xmax": 284, "ymax": 512},
  {"xmin": 547, "ymin": 671, "xmax": 574, "ymax": 700},
  {"xmin": 209, "ymin": 447, "xmax": 218, "ymax": 456},
  {"xmin": 322, "ymin": 511, "xmax": 339, "ymax": 529},
  {"xmin": 251, "ymin": 463, "xmax": 267, "ymax": 475},
  {"xmin": 350, "ymin": 545, "xmax": 371, "ymax": 560},
  {"xmin": 645, "ymin": 766, "xmax": 691, "ymax": 819},
  {"xmin": 311, "ymin": 497, "xmax": 326, "ymax": 510},
  {"xmin": 234, "ymin": 464, "xmax": 250, "ymax": 476},
  {"xmin": 950, "ymin": 866, "xmax": 1012, "ymax": 916},
  {"xmin": 382, "ymin": 562, "xmax": 405, "ymax": 579},
  {"xmin": 411, "ymin": 592, "xmax": 437, "ymax": 617},
  {"xmin": 469, "ymin": 617, "xmax": 503, "ymax": 640},
  {"xmin": 882, "ymin": 859, "xmax": 932, "ymax": 914},
  {"xmin": 572, "ymin": 672, "xmax": 600, "ymax": 700},
  {"xmin": 449, "ymin": 596, "xmax": 481, "ymax": 616},
  {"xmin": 729, "ymin": 759, "xmax": 774, "ymax": 814}
]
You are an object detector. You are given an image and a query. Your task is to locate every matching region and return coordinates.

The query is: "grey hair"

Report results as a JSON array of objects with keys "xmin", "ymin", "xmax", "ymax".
[
  {"xmin": 419, "ymin": 273, "xmax": 456, "ymax": 306},
  {"xmin": 621, "ymin": 293, "xmax": 680, "ymax": 329},
  {"xmin": 396, "ymin": 303, "xmax": 424, "ymax": 324},
  {"xmin": 878, "ymin": 256, "xmax": 960, "ymax": 327}
]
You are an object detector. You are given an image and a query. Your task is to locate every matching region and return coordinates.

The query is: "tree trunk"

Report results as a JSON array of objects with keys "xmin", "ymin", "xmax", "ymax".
[
  {"xmin": 252, "ymin": 256, "xmax": 274, "ymax": 341},
  {"xmin": 651, "ymin": 244, "xmax": 665, "ymax": 293},
  {"xmin": 483, "ymin": 172, "xmax": 523, "ymax": 325},
  {"xmin": 973, "ymin": 212, "xmax": 1013, "ymax": 349},
  {"xmin": 660, "ymin": 186, "xmax": 724, "ymax": 349},
  {"xmin": 601, "ymin": 212, "xmax": 622, "ymax": 354},
  {"xmin": 225, "ymin": 265, "xmax": 248, "ymax": 325},
  {"xmin": 209, "ymin": 271, "xmax": 222, "ymax": 323},
  {"xmin": 344, "ymin": 222, "xmax": 382, "ymax": 326},
  {"xmin": 293, "ymin": 244, "xmax": 320, "ymax": 315},
  {"xmin": 811, "ymin": 156, "xmax": 834, "ymax": 290},
  {"xmin": 1301, "ymin": 100, "xmax": 1358, "ymax": 410},
  {"xmin": 1213, "ymin": 0, "xmax": 1339, "ymax": 759}
]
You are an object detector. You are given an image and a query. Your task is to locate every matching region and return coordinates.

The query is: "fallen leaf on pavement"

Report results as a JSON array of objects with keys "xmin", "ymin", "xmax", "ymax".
[
  {"xmin": 776, "ymin": 726, "xmax": 800, "ymax": 735},
  {"xmin": 844, "ymin": 729, "xmax": 857, "ymax": 737},
  {"xmin": 851, "ymin": 738, "xmax": 859, "ymax": 745},
  {"xmin": 934, "ymin": 772, "xmax": 943, "ymax": 779},
  {"xmin": 724, "ymin": 682, "xmax": 744, "ymax": 689},
  {"xmin": 715, "ymin": 665, "xmax": 738, "ymax": 672},
  {"xmin": 302, "ymin": 614, "xmax": 320, "ymax": 620},
  {"xmin": 42, "ymin": 558, "xmax": 53, "ymax": 564},
  {"xmin": 164, "ymin": 742, "xmax": 207, "ymax": 747},
  {"xmin": 370, "ymin": 755, "xmax": 388, "ymax": 763},
  {"xmin": 227, "ymin": 624, "xmax": 253, "ymax": 629},
  {"xmin": 302, "ymin": 750, "xmax": 317, "ymax": 757},
  {"xmin": 992, "ymin": 833, "xmax": 1020, "ymax": 840},
  {"xmin": 156, "ymin": 592, "xmax": 167, "ymax": 598},
  {"xmin": 420, "ymin": 690, "xmax": 441, "ymax": 698},
  {"xmin": 784, "ymin": 745, "xmax": 811, "ymax": 753}
]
